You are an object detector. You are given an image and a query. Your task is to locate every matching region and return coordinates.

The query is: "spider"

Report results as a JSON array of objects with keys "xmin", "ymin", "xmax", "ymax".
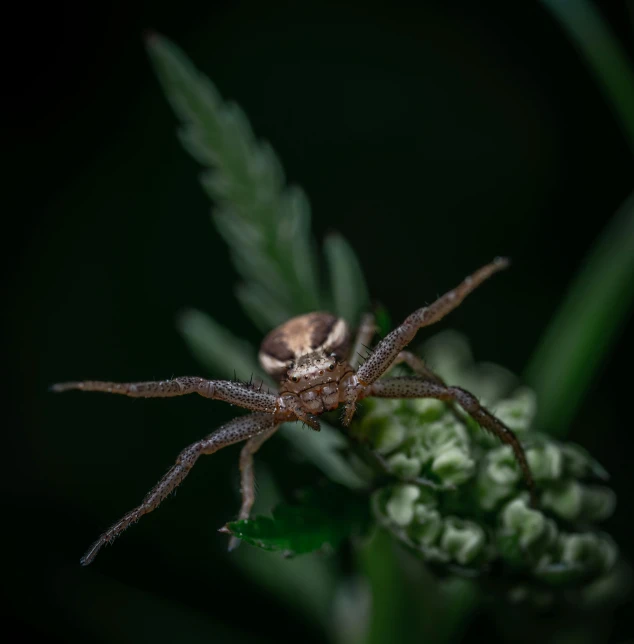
[{"xmin": 52, "ymin": 257, "xmax": 536, "ymax": 565}]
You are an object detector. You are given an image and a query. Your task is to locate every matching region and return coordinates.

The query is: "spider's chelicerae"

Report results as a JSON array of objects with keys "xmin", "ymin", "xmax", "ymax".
[{"xmin": 53, "ymin": 257, "xmax": 536, "ymax": 565}]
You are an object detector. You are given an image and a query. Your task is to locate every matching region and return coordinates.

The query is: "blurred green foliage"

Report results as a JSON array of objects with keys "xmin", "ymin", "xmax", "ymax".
[{"xmin": 528, "ymin": 1, "xmax": 634, "ymax": 436}]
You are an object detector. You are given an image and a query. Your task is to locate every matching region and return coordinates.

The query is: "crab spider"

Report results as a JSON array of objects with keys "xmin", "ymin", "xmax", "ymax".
[{"xmin": 52, "ymin": 257, "xmax": 535, "ymax": 564}]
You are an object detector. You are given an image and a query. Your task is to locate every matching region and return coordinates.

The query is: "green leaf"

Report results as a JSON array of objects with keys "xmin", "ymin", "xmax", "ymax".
[
  {"xmin": 525, "ymin": 192, "xmax": 634, "ymax": 435},
  {"xmin": 533, "ymin": 2, "xmax": 634, "ymax": 433},
  {"xmin": 324, "ymin": 232, "xmax": 369, "ymax": 326},
  {"xmin": 147, "ymin": 33, "xmax": 371, "ymax": 335},
  {"xmin": 146, "ymin": 33, "xmax": 322, "ymax": 320},
  {"xmin": 225, "ymin": 482, "xmax": 371, "ymax": 554},
  {"xmin": 229, "ymin": 466, "xmax": 337, "ymax": 627}
]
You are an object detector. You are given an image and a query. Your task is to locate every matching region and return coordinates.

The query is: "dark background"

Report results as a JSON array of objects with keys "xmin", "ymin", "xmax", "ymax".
[{"xmin": 5, "ymin": 1, "xmax": 634, "ymax": 642}]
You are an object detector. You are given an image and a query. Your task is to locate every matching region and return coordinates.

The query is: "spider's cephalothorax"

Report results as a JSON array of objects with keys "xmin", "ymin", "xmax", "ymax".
[
  {"xmin": 52, "ymin": 258, "xmax": 538, "ymax": 565},
  {"xmin": 259, "ymin": 312, "xmax": 354, "ymax": 415}
]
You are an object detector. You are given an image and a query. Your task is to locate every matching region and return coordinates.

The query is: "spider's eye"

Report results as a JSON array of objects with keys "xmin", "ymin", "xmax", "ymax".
[
  {"xmin": 291, "ymin": 375, "xmax": 299, "ymax": 383},
  {"xmin": 328, "ymin": 363, "xmax": 335, "ymax": 371}
]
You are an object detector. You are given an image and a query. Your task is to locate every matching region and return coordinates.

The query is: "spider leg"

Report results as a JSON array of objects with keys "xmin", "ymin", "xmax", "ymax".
[
  {"xmin": 342, "ymin": 258, "xmax": 509, "ymax": 424},
  {"xmin": 228, "ymin": 424, "xmax": 280, "ymax": 551},
  {"xmin": 357, "ymin": 258, "xmax": 509, "ymax": 386},
  {"xmin": 292, "ymin": 409, "xmax": 321, "ymax": 430},
  {"xmin": 349, "ymin": 312, "xmax": 377, "ymax": 369},
  {"xmin": 391, "ymin": 351, "xmax": 470, "ymax": 424},
  {"xmin": 363, "ymin": 376, "xmax": 537, "ymax": 506},
  {"xmin": 52, "ymin": 377, "xmax": 278, "ymax": 414},
  {"xmin": 79, "ymin": 412, "xmax": 278, "ymax": 565},
  {"xmin": 391, "ymin": 351, "xmax": 446, "ymax": 385}
]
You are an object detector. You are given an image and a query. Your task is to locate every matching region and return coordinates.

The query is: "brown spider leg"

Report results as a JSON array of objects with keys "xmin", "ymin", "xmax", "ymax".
[
  {"xmin": 278, "ymin": 393, "xmax": 321, "ymax": 431},
  {"xmin": 363, "ymin": 376, "xmax": 537, "ymax": 506},
  {"xmin": 391, "ymin": 351, "xmax": 445, "ymax": 385},
  {"xmin": 52, "ymin": 377, "xmax": 278, "ymax": 414},
  {"xmin": 357, "ymin": 351, "xmax": 459, "ymax": 488},
  {"xmin": 357, "ymin": 258, "xmax": 509, "ymax": 386},
  {"xmin": 80, "ymin": 412, "xmax": 278, "ymax": 565},
  {"xmin": 293, "ymin": 409, "xmax": 321, "ymax": 430},
  {"xmin": 228, "ymin": 424, "xmax": 280, "ymax": 551},
  {"xmin": 349, "ymin": 313, "xmax": 377, "ymax": 369},
  {"xmin": 342, "ymin": 258, "xmax": 510, "ymax": 424},
  {"xmin": 391, "ymin": 351, "xmax": 467, "ymax": 425}
]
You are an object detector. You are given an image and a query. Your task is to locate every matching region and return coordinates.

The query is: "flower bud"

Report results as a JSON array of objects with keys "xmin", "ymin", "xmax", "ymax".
[
  {"xmin": 406, "ymin": 398, "xmax": 446, "ymax": 422},
  {"xmin": 492, "ymin": 387, "xmax": 536, "ymax": 433},
  {"xmin": 387, "ymin": 453, "xmax": 422, "ymax": 479},
  {"xmin": 501, "ymin": 497, "xmax": 556, "ymax": 550},
  {"xmin": 440, "ymin": 517, "xmax": 486, "ymax": 565},
  {"xmin": 486, "ymin": 445, "xmax": 522, "ymax": 486},
  {"xmin": 424, "ymin": 419, "xmax": 470, "ymax": 453},
  {"xmin": 432, "ymin": 446, "xmax": 475, "ymax": 486},
  {"xmin": 385, "ymin": 484, "xmax": 420, "ymax": 526},
  {"xmin": 361, "ymin": 413, "xmax": 407, "ymax": 455},
  {"xmin": 580, "ymin": 485, "xmax": 616, "ymax": 522},
  {"xmin": 542, "ymin": 480, "xmax": 583, "ymax": 521},
  {"xmin": 560, "ymin": 532, "xmax": 617, "ymax": 575},
  {"xmin": 526, "ymin": 442, "xmax": 563, "ymax": 482},
  {"xmin": 560, "ymin": 443, "xmax": 609, "ymax": 480},
  {"xmin": 410, "ymin": 504, "xmax": 443, "ymax": 546}
]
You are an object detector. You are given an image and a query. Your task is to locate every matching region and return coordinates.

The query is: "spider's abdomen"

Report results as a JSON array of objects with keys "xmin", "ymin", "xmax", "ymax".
[{"xmin": 258, "ymin": 312, "xmax": 350, "ymax": 380}]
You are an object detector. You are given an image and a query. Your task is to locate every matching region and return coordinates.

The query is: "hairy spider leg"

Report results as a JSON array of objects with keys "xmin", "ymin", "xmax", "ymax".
[
  {"xmin": 349, "ymin": 312, "xmax": 378, "ymax": 369},
  {"xmin": 364, "ymin": 376, "xmax": 537, "ymax": 506},
  {"xmin": 349, "ymin": 310, "xmax": 448, "ymax": 385},
  {"xmin": 392, "ymin": 350, "xmax": 475, "ymax": 428},
  {"xmin": 342, "ymin": 257, "xmax": 510, "ymax": 424},
  {"xmin": 350, "ymin": 311, "xmax": 446, "ymax": 385},
  {"xmin": 350, "ymin": 318, "xmax": 444, "ymax": 385},
  {"xmin": 391, "ymin": 351, "xmax": 447, "ymax": 385},
  {"xmin": 228, "ymin": 424, "xmax": 281, "ymax": 551},
  {"xmin": 52, "ymin": 376, "xmax": 278, "ymax": 413},
  {"xmin": 79, "ymin": 413, "xmax": 279, "ymax": 565}
]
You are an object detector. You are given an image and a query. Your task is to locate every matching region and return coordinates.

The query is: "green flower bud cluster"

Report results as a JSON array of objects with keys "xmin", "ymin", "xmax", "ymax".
[{"xmin": 356, "ymin": 332, "xmax": 618, "ymax": 597}]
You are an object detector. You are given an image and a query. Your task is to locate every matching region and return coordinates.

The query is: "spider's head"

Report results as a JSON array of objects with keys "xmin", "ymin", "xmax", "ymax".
[
  {"xmin": 282, "ymin": 350, "xmax": 350, "ymax": 412},
  {"xmin": 286, "ymin": 351, "xmax": 339, "ymax": 385},
  {"xmin": 258, "ymin": 311, "xmax": 350, "ymax": 386}
]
